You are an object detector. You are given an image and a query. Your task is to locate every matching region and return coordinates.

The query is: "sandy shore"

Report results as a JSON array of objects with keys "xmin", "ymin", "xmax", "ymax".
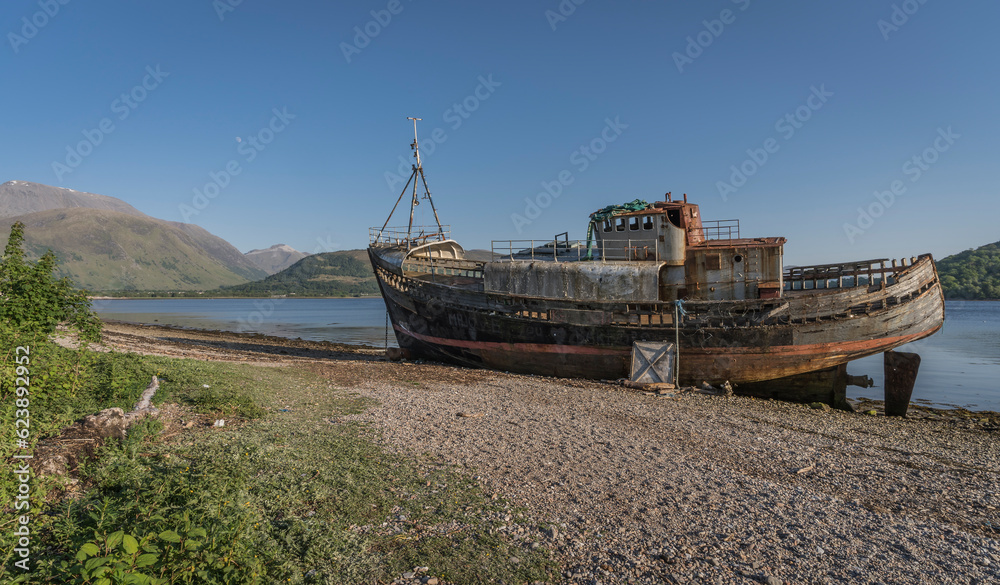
[{"xmin": 101, "ymin": 321, "xmax": 1000, "ymax": 584}]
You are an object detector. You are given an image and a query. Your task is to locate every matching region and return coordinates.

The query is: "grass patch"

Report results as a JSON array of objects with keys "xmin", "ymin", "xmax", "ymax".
[
  {"xmin": 3, "ymin": 358, "xmax": 557, "ymax": 584},
  {"xmin": 138, "ymin": 356, "xmax": 268, "ymax": 419}
]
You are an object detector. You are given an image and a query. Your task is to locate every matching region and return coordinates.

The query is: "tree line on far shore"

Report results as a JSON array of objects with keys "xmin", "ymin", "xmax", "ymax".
[
  {"xmin": 937, "ymin": 241, "xmax": 1000, "ymax": 300},
  {"xmin": 91, "ymin": 250, "xmax": 380, "ymax": 298}
]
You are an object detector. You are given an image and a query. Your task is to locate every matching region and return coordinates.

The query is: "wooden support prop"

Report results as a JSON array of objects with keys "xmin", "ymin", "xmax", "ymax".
[{"xmin": 884, "ymin": 351, "xmax": 920, "ymax": 417}]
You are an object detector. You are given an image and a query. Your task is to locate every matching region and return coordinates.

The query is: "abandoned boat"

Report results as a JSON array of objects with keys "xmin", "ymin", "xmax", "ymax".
[{"xmin": 369, "ymin": 122, "xmax": 945, "ymax": 405}]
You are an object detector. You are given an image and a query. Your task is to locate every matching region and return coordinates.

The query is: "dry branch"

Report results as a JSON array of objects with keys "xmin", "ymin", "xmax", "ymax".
[{"xmin": 31, "ymin": 376, "xmax": 161, "ymax": 477}]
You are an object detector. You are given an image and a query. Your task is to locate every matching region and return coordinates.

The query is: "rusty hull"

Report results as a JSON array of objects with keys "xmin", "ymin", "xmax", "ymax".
[{"xmin": 370, "ymin": 249, "xmax": 946, "ymax": 389}]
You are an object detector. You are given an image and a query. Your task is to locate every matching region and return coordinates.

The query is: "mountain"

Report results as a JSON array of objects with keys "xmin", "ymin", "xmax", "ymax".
[
  {"xmin": 0, "ymin": 209, "xmax": 267, "ymax": 291},
  {"xmin": 937, "ymin": 242, "xmax": 1000, "ymax": 300},
  {"xmin": 219, "ymin": 250, "xmax": 377, "ymax": 296},
  {"xmin": 244, "ymin": 244, "xmax": 309, "ymax": 275},
  {"xmin": 0, "ymin": 180, "xmax": 147, "ymax": 218},
  {"xmin": 0, "ymin": 181, "xmax": 268, "ymax": 291}
]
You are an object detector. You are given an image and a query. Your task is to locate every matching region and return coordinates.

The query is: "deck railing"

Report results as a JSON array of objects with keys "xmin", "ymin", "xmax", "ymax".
[
  {"xmin": 783, "ymin": 257, "xmax": 922, "ymax": 291},
  {"xmin": 369, "ymin": 225, "xmax": 451, "ymax": 247},
  {"xmin": 691, "ymin": 219, "xmax": 740, "ymax": 241}
]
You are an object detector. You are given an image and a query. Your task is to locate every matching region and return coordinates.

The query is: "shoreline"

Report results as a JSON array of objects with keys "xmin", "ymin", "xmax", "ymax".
[{"xmin": 99, "ymin": 319, "xmax": 385, "ymax": 363}]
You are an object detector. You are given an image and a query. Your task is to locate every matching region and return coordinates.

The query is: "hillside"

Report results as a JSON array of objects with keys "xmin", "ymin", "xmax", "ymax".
[
  {"xmin": 219, "ymin": 250, "xmax": 378, "ymax": 296},
  {"xmin": 0, "ymin": 209, "xmax": 267, "ymax": 291},
  {"xmin": 937, "ymin": 242, "xmax": 1000, "ymax": 300},
  {"xmin": 245, "ymin": 244, "xmax": 309, "ymax": 274},
  {"xmin": 0, "ymin": 180, "xmax": 147, "ymax": 218}
]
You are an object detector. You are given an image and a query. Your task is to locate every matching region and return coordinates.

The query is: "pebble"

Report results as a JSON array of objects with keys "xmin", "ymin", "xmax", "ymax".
[{"xmin": 347, "ymin": 368, "xmax": 1000, "ymax": 585}]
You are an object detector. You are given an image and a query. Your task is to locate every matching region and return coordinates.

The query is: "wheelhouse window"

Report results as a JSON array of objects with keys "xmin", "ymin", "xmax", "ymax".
[
  {"xmin": 667, "ymin": 209, "xmax": 682, "ymax": 228},
  {"xmin": 642, "ymin": 215, "xmax": 653, "ymax": 230},
  {"xmin": 603, "ymin": 220, "xmax": 612, "ymax": 232},
  {"xmin": 616, "ymin": 218, "xmax": 626, "ymax": 231},
  {"xmin": 629, "ymin": 217, "xmax": 640, "ymax": 231}
]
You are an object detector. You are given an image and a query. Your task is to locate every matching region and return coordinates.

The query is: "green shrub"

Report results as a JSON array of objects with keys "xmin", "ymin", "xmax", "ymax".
[{"xmin": 0, "ymin": 221, "xmax": 101, "ymax": 341}]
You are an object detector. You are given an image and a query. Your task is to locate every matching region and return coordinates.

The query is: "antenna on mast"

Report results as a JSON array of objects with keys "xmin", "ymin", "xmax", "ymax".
[{"xmin": 408, "ymin": 116, "xmax": 422, "ymax": 169}]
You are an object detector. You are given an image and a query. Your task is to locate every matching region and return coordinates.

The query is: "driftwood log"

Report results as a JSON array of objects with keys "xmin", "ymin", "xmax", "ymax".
[{"xmin": 32, "ymin": 376, "xmax": 161, "ymax": 477}]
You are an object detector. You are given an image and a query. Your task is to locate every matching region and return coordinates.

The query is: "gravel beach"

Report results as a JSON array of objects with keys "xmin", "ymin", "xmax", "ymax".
[{"xmin": 102, "ymin": 322, "xmax": 1000, "ymax": 584}]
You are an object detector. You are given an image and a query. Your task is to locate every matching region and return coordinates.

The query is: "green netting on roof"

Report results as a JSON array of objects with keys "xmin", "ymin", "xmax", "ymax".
[{"xmin": 585, "ymin": 199, "xmax": 651, "ymax": 260}]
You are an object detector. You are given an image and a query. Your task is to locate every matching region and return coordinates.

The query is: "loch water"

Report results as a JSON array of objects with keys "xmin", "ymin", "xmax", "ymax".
[{"xmin": 93, "ymin": 297, "xmax": 394, "ymax": 348}]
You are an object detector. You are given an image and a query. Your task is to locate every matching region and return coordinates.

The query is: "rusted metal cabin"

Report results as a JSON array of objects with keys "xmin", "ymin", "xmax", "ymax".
[{"xmin": 587, "ymin": 194, "xmax": 786, "ymax": 301}]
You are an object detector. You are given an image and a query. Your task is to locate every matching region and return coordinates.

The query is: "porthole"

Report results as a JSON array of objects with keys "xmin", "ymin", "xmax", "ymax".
[{"xmin": 733, "ymin": 254, "xmax": 744, "ymax": 263}]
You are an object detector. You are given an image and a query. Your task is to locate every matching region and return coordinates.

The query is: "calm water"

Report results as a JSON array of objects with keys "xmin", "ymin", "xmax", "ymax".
[
  {"xmin": 93, "ymin": 297, "xmax": 395, "ymax": 348},
  {"xmin": 848, "ymin": 301, "xmax": 1000, "ymax": 411},
  {"xmin": 94, "ymin": 298, "xmax": 1000, "ymax": 411}
]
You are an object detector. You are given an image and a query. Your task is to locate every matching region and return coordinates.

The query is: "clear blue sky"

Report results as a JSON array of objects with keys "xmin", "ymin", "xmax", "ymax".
[{"xmin": 2, "ymin": 0, "xmax": 997, "ymax": 265}]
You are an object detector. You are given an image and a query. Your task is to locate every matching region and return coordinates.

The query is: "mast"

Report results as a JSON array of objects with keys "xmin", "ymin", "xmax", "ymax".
[
  {"xmin": 404, "ymin": 117, "xmax": 444, "ymax": 246},
  {"xmin": 405, "ymin": 117, "xmax": 421, "ymax": 243},
  {"xmin": 375, "ymin": 117, "xmax": 445, "ymax": 247}
]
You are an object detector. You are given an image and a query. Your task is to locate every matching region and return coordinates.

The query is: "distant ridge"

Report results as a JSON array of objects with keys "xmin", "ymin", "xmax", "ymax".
[
  {"xmin": 220, "ymin": 250, "xmax": 377, "ymax": 296},
  {"xmin": 0, "ymin": 180, "xmax": 147, "ymax": 219},
  {"xmin": 937, "ymin": 241, "xmax": 1000, "ymax": 299},
  {"xmin": 245, "ymin": 244, "xmax": 309, "ymax": 275}
]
